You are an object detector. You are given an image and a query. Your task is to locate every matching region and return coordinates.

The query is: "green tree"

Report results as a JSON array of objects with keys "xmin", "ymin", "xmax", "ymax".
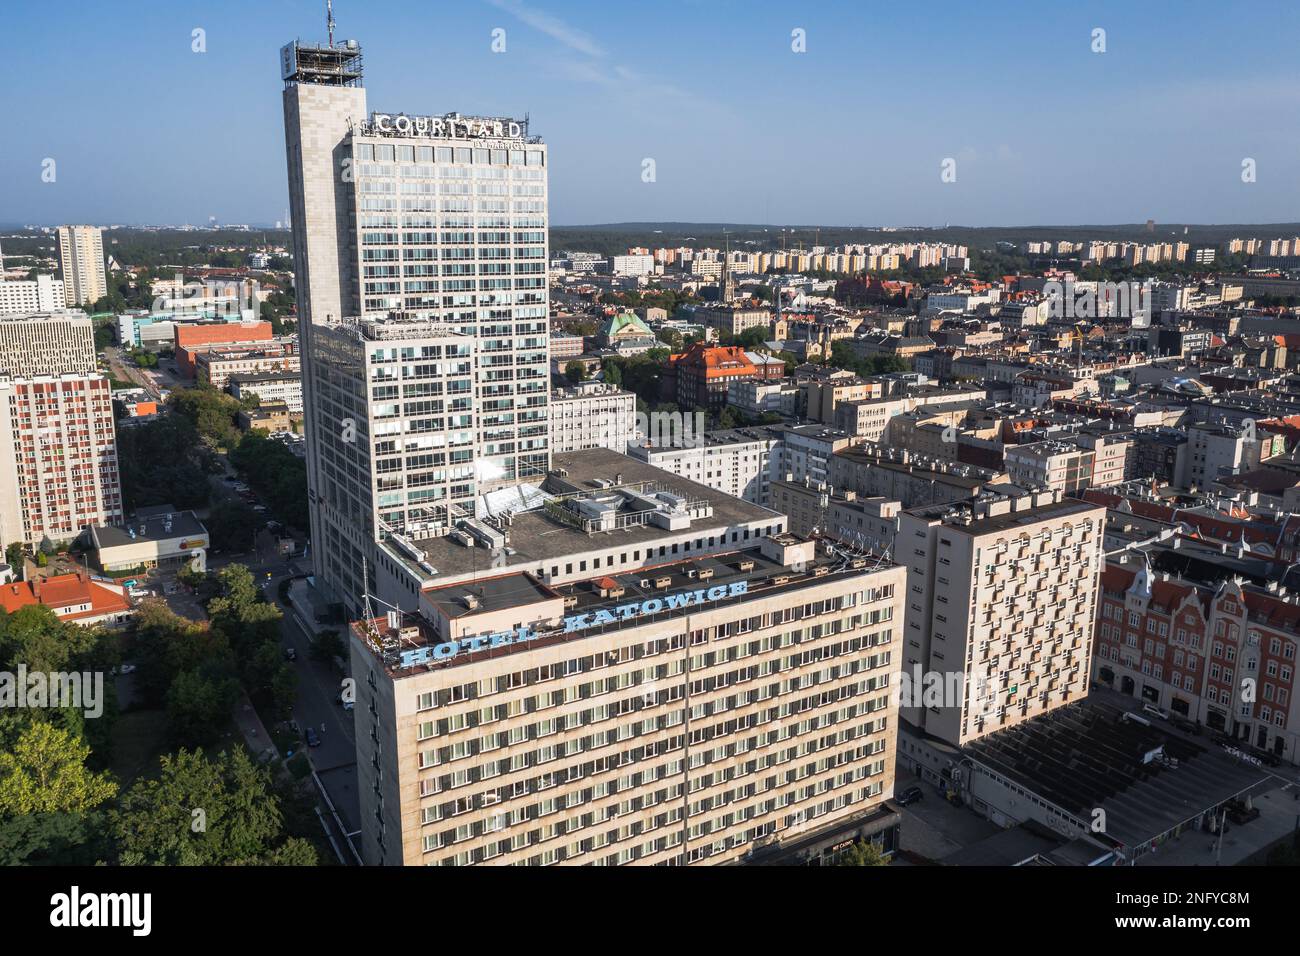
[
  {"xmin": 112, "ymin": 747, "xmax": 315, "ymax": 866},
  {"xmin": 207, "ymin": 499, "xmax": 259, "ymax": 554},
  {"xmin": 833, "ymin": 840, "xmax": 889, "ymax": 866},
  {"xmin": 3, "ymin": 543, "xmax": 21, "ymax": 571},
  {"xmin": 165, "ymin": 668, "xmax": 240, "ymax": 748},
  {"xmin": 130, "ymin": 600, "xmax": 232, "ymax": 707},
  {"xmin": 564, "ymin": 359, "xmax": 588, "ymax": 384},
  {"xmin": 0, "ymin": 810, "xmax": 107, "ymax": 865},
  {"xmin": 0, "ymin": 722, "xmax": 117, "ymax": 816}
]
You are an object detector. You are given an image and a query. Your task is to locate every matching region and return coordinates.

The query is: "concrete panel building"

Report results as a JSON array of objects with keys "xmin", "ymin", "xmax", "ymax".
[
  {"xmin": 0, "ymin": 275, "xmax": 65, "ymax": 314},
  {"xmin": 548, "ymin": 382, "xmax": 636, "ymax": 454},
  {"xmin": 896, "ymin": 493, "xmax": 1105, "ymax": 747},
  {"xmin": 57, "ymin": 225, "xmax": 107, "ymax": 308}
]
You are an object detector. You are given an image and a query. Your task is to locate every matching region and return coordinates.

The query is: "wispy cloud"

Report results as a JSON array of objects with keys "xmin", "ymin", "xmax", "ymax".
[{"xmin": 485, "ymin": 0, "xmax": 606, "ymax": 58}]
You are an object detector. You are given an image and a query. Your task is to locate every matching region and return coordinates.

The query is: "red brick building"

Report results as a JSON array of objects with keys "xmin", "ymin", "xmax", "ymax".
[
  {"xmin": 174, "ymin": 320, "xmax": 273, "ymax": 377},
  {"xmin": 1095, "ymin": 558, "xmax": 1300, "ymax": 762},
  {"xmin": 667, "ymin": 343, "xmax": 783, "ymax": 410}
]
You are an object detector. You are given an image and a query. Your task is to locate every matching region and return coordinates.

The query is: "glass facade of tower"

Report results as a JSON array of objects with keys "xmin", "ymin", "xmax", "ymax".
[{"xmin": 349, "ymin": 126, "xmax": 551, "ymax": 494}]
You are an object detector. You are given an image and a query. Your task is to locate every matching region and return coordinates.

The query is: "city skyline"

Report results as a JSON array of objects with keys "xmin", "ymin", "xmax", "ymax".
[{"xmin": 4, "ymin": 0, "xmax": 1300, "ymax": 228}]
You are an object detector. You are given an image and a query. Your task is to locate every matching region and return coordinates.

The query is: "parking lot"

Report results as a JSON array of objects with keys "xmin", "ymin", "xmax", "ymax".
[{"xmin": 893, "ymin": 768, "xmax": 1000, "ymax": 863}]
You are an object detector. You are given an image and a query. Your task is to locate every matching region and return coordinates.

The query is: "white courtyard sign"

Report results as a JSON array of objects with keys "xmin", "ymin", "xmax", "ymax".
[{"xmin": 363, "ymin": 113, "xmax": 524, "ymax": 140}]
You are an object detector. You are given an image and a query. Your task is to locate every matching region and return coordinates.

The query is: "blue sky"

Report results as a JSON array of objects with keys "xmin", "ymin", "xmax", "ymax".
[{"xmin": 3, "ymin": 0, "xmax": 1299, "ymax": 227}]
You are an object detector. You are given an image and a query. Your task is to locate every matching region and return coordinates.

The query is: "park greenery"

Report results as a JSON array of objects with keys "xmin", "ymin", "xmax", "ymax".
[{"xmin": 0, "ymin": 572, "xmax": 312, "ymax": 865}]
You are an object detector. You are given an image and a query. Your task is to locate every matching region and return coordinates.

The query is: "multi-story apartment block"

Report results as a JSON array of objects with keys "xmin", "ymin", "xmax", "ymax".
[
  {"xmin": 0, "ymin": 372, "xmax": 123, "ymax": 547},
  {"xmin": 1004, "ymin": 440, "xmax": 1095, "ymax": 494},
  {"xmin": 628, "ymin": 428, "xmax": 780, "ymax": 506},
  {"xmin": 1185, "ymin": 422, "xmax": 1271, "ymax": 488},
  {"xmin": 282, "ymin": 35, "xmax": 551, "ymax": 613},
  {"xmin": 0, "ymin": 310, "xmax": 121, "ymax": 546},
  {"xmin": 727, "ymin": 378, "xmax": 798, "ymax": 418},
  {"xmin": 768, "ymin": 477, "xmax": 901, "ymax": 549},
  {"xmin": 0, "ymin": 275, "xmax": 66, "ymax": 314},
  {"xmin": 548, "ymin": 382, "xmax": 636, "ymax": 455},
  {"xmin": 897, "ymin": 493, "xmax": 1105, "ymax": 747},
  {"xmin": 56, "ymin": 225, "xmax": 108, "ymax": 308},
  {"xmin": 828, "ymin": 446, "xmax": 1005, "ymax": 509},
  {"xmin": 770, "ymin": 424, "xmax": 857, "ymax": 490},
  {"xmin": 690, "ymin": 305, "xmax": 771, "ymax": 337},
  {"xmin": 350, "ymin": 529, "xmax": 906, "ymax": 866},
  {"xmin": 0, "ymin": 310, "xmax": 97, "ymax": 375}
]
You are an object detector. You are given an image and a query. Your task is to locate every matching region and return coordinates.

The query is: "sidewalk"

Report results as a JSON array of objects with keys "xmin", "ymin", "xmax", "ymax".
[{"xmin": 1135, "ymin": 782, "xmax": 1300, "ymax": 866}]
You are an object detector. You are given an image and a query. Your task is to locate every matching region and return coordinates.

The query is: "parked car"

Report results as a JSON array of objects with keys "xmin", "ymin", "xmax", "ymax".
[
  {"xmin": 305, "ymin": 727, "xmax": 321, "ymax": 747},
  {"xmin": 1141, "ymin": 703, "xmax": 1168, "ymax": 720},
  {"xmin": 896, "ymin": 786, "xmax": 924, "ymax": 806},
  {"xmin": 337, "ymin": 693, "xmax": 354, "ymax": 712}
]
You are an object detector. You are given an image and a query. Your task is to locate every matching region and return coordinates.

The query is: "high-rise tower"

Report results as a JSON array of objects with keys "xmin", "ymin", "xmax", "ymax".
[{"xmin": 281, "ymin": 25, "xmax": 550, "ymax": 615}]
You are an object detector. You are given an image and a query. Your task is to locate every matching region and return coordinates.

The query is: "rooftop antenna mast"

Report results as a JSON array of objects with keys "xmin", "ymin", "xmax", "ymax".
[{"xmin": 327, "ymin": 0, "xmax": 336, "ymax": 48}]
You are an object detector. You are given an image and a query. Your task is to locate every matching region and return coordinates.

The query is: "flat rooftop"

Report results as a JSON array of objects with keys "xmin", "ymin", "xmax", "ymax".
[
  {"xmin": 906, "ymin": 495, "xmax": 1101, "ymax": 534},
  {"xmin": 90, "ymin": 510, "xmax": 206, "ymax": 549},
  {"xmin": 964, "ymin": 700, "xmax": 1268, "ymax": 850},
  {"xmin": 359, "ymin": 537, "xmax": 896, "ymax": 677},
  {"xmin": 387, "ymin": 448, "xmax": 781, "ymax": 581}
]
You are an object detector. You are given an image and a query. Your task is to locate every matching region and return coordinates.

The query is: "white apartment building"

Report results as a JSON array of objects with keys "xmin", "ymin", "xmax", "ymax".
[
  {"xmin": 1185, "ymin": 422, "xmax": 1268, "ymax": 488},
  {"xmin": 548, "ymin": 382, "xmax": 636, "ymax": 454},
  {"xmin": 611, "ymin": 254, "xmax": 655, "ymax": 277},
  {"xmin": 57, "ymin": 225, "xmax": 108, "ymax": 307},
  {"xmin": 1004, "ymin": 441, "xmax": 1095, "ymax": 494},
  {"xmin": 0, "ymin": 310, "xmax": 97, "ymax": 375},
  {"xmin": 628, "ymin": 428, "xmax": 780, "ymax": 506},
  {"xmin": 896, "ymin": 494, "xmax": 1105, "ymax": 747},
  {"xmin": 728, "ymin": 378, "xmax": 798, "ymax": 417},
  {"xmin": 0, "ymin": 275, "xmax": 66, "ymax": 314}
]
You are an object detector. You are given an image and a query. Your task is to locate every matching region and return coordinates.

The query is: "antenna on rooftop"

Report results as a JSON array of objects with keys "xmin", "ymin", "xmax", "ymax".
[{"xmin": 327, "ymin": 0, "xmax": 336, "ymax": 47}]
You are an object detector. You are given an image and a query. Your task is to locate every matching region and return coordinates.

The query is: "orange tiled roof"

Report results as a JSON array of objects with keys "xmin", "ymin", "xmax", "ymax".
[{"xmin": 0, "ymin": 573, "xmax": 130, "ymax": 622}]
